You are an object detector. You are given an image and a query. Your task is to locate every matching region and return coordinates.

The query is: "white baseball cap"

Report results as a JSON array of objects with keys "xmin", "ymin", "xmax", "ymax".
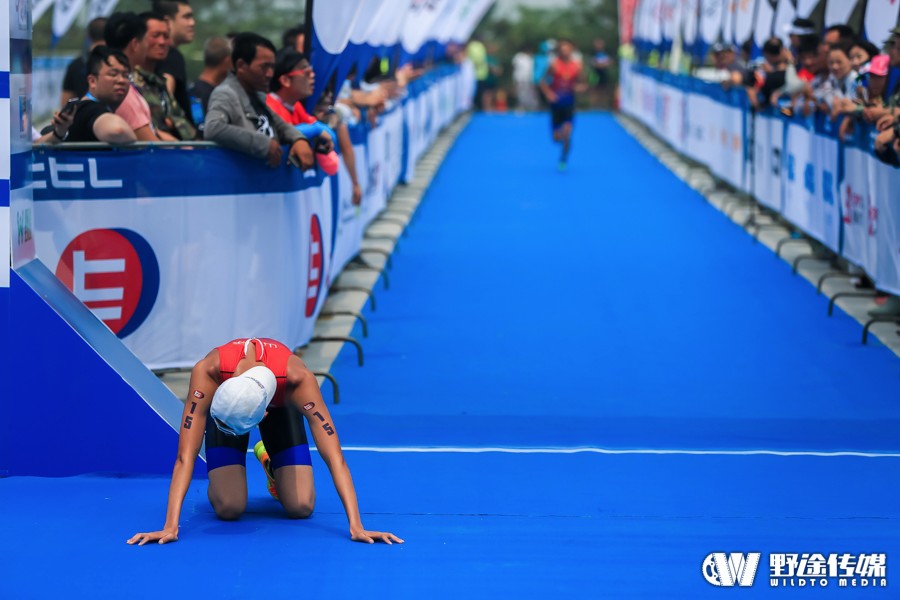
[{"xmin": 210, "ymin": 366, "xmax": 277, "ymax": 436}]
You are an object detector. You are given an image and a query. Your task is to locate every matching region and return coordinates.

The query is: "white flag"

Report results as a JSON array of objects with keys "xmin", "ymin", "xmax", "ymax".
[
  {"xmin": 33, "ymin": 0, "xmax": 55, "ymax": 23},
  {"xmin": 52, "ymin": 0, "xmax": 88, "ymax": 41},
  {"xmin": 825, "ymin": 0, "xmax": 857, "ymax": 27},
  {"xmin": 864, "ymin": 0, "xmax": 900, "ymax": 46},
  {"xmin": 88, "ymin": 0, "xmax": 121, "ymax": 19}
]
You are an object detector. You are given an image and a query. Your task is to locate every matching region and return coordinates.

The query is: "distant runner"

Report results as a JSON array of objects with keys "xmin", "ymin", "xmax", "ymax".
[{"xmin": 539, "ymin": 39, "xmax": 584, "ymax": 171}]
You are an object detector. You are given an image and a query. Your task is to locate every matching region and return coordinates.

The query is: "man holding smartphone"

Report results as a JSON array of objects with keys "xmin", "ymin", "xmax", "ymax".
[{"xmin": 38, "ymin": 46, "xmax": 137, "ymax": 145}]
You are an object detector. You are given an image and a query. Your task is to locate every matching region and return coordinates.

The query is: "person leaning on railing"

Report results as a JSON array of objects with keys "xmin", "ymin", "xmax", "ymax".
[
  {"xmin": 869, "ymin": 27, "xmax": 900, "ymax": 166},
  {"xmin": 131, "ymin": 11, "xmax": 197, "ymax": 141},
  {"xmin": 837, "ymin": 53, "xmax": 889, "ymax": 141},
  {"xmin": 203, "ymin": 32, "xmax": 314, "ymax": 170},
  {"xmin": 35, "ymin": 46, "xmax": 136, "ymax": 146},
  {"xmin": 862, "ymin": 28, "xmax": 900, "ymax": 131}
]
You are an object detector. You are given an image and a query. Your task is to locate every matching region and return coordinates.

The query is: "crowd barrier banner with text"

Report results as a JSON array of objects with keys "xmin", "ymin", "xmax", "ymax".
[{"xmin": 621, "ymin": 61, "xmax": 900, "ymax": 296}]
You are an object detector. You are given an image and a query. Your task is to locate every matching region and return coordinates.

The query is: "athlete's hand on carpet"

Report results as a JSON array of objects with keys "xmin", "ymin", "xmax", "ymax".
[
  {"xmin": 127, "ymin": 528, "xmax": 179, "ymax": 546},
  {"xmin": 350, "ymin": 528, "xmax": 404, "ymax": 545}
]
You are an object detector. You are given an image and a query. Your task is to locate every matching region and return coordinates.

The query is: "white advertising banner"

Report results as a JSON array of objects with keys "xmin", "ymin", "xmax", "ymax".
[
  {"xmin": 381, "ymin": 107, "xmax": 405, "ymax": 200},
  {"xmin": 752, "ymin": 113, "xmax": 784, "ymax": 211},
  {"xmin": 782, "ymin": 121, "xmax": 840, "ymax": 250},
  {"xmin": 332, "ymin": 144, "xmax": 367, "ymax": 276},
  {"xmin": 32, "ymin": 155, "xmax": 332, "ymax": 369},
  {"xmin": 683, "ymin": 90, "xmax": 709, "ymax": 164},
  {"xmin": 709, "ymin": 101, "xmax": 745, "ymax": 189},
  {"xmin": 362, "ymin": 119, "xmax": 388, "ymax": 227},
  {"xmin": 840, "ymin": 146, "xmax": 877, "ymax": 272},
  {"xmin": 657, "ymin": 83, "xmax": 685, "ymax": 151},
  {"xmin": 872, "ymin": 159, "xmax": 900, "ymax": 296}
]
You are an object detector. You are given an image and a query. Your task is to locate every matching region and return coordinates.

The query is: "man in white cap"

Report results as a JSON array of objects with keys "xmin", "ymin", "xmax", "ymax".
[{"xmin": 127, "ymin": 337, "xmax": 403, "ymax": 545}]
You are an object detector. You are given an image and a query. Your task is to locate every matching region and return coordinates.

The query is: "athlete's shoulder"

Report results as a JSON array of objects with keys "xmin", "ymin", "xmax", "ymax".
[{"xmin": 193, "ymin": 348, "xmax": 222, "ymax": 380}]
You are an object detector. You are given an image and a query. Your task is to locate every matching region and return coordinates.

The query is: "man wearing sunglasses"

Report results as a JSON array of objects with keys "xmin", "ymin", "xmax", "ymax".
[
  {"xmin": 267, "ymin": 48, "xmax": 364, "ymax": 201},
  {"xmin": 127, "ymin": 337, "xmax": 403, "ymax": 546},
  {"xmin": 267, "ymin": 48, "xmax": 337, "ymax": 156}
]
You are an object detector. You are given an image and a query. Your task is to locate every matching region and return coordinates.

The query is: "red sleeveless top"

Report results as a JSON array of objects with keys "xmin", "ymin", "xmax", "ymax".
[{"xmin": 216, "ymin": 338, "xmax": 293, "ymax": 408}]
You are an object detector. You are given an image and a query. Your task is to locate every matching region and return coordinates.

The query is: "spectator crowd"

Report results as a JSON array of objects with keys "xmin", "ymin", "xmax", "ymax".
[
  {"xmin": 678, "ymin": 18, "xmax": 900, "ymax": 317},
  {"xmin": 693, "ymin": 19, "xmax": 900, "ymax": 168},
  {"xmin": 35, "ymin": 0, "xmax": 459, "ymax": 197}
]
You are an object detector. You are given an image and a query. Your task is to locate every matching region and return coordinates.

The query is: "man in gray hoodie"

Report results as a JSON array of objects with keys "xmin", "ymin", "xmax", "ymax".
[{"xmin": 204, "ymin": 32, "xmax": 314, "ymax": 169}]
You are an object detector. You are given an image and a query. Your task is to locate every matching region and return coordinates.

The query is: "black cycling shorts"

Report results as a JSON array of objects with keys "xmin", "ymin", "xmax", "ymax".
[{"xmin": 205, "ymin": 405, "xmax": 311, "ymax": 472}]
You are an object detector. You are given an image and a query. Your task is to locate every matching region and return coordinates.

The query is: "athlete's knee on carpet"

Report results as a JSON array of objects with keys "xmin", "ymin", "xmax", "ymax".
[
  {"xmin": 282, "ymin": 498, "xmax": 315, "ymax": 519},
  {"xmin": 210, "ymin": 496, "xmax": 246, "ymax": 520},
  {"xmin": 208, "ymin": 490, "xmax": 247, "ymax": 521}
]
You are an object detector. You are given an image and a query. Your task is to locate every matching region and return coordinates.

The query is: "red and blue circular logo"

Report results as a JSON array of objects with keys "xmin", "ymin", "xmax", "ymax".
[
  {"xmin": 306, "ymin": 215, "xmax": 324, "ymax": 317},
  {"xmin": 55, "ymin": 228, "xmax": 160, "ymax": 338}
]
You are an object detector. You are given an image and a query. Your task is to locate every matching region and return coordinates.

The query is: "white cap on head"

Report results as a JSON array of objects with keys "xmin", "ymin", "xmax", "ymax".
[{"xmin": 210, "ymin": 366, "xmax": 277, "ymax": 436}]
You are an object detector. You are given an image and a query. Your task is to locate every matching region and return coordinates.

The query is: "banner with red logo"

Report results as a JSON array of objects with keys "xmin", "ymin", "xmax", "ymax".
[
  {"xmin": 840, "ymin": 146, "xmax": 877, "ymax": 273},
  {"xmin": 33, "ymin": 152, "xmax": 332, "ymax": 369},
  {"xmin": 872, "ymin": 159, "xmax": 900, "ymax": 296}
]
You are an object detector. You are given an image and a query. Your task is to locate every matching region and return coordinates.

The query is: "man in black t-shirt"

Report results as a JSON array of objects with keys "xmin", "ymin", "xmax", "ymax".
[
  {"xmin": 60, "ymin": 17, "xmax": 108, "ymax": 108},
  {"xmin": 53, "ymin": 46, "xmax": 137, "ymax": 145},
  {"xmin": 188, "ymin": 36, "xmax": 232, "ymax": 131},
  {"xmin": 154, "ymin": 0, "xmax": 196, "ymax": 124}
]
